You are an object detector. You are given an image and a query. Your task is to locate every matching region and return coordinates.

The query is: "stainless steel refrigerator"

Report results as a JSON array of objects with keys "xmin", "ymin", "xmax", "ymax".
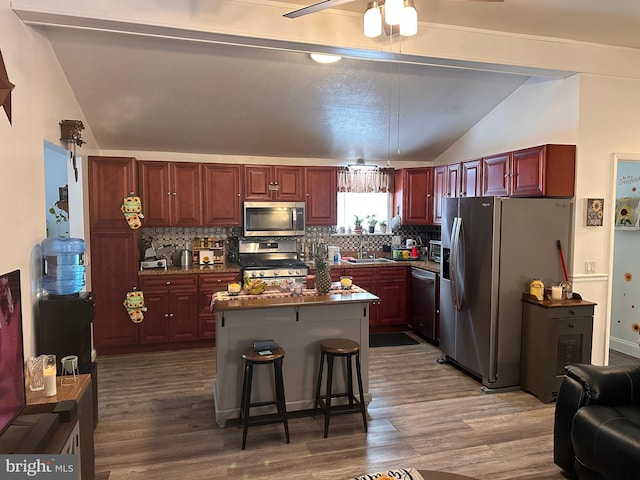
[{"xmin": 440, "ymin": 196, "xmax": 573, "ymax": 390}]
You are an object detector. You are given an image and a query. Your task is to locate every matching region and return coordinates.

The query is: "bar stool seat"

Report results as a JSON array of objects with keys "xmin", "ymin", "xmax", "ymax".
[
  {"xmin": 314, "ymin": 338, "xmax": 367, "ymax": 438},
  {"xmin": 239, "ymin": 346, "xmax": 290, "ymax": 449}
]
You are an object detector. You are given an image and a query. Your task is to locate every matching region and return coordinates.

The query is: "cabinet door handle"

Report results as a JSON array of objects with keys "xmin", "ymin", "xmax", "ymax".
[
  {"xmin": 169, "ymin": 313, "xmax": 174, "ymax": 317},
  {"xmin": 164, "ymin": 313, "xmax": 169, "ymax": 318},
  {"xmin": 166, "ymin": 281, "xmax": 171, "ymax": 285},
  {"xmin": 166, "ymin": 191, "xmax": 171, "ymax": 195},
  {"xmin": 568, "ymin": 323, "xmax": 574, "ymax": 328},
  {"xmin": 569, "ymin": 310, "xmax": 575, "ymax": 315},
  {"xmin": 173, "ymin": 192, "xmax": 177, "ymax": 196}
]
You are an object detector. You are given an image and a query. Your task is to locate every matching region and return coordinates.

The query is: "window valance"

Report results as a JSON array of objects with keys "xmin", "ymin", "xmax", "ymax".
[{"xmin": 337, "ymin": 167, "xmax": 394, "ymax": 193}]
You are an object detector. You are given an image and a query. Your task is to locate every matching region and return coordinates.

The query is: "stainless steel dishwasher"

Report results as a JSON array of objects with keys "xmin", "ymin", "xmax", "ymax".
[{"xmin": 409, "ymin": 267, "xmax": 438, "ymax": 342}]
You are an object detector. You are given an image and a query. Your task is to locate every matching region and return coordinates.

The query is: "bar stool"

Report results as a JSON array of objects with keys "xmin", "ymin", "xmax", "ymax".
[
  {"xmin": 314, "ymin": 338, "xmax": 367, "ymax": 438},
  {"xmin": 239, "ymin": 346, "xmax": 290, "ymax": 450}
]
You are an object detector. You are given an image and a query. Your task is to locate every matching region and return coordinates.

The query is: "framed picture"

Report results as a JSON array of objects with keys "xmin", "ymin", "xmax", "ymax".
[{"xmin": 586, "ymin": 198, "xmax": 604, "ymax": 226}]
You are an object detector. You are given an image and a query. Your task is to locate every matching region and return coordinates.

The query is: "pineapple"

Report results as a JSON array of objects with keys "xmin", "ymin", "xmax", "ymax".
[{"xmin": 313, "ymin": 244, "xmax": 332, "ymax": 294}]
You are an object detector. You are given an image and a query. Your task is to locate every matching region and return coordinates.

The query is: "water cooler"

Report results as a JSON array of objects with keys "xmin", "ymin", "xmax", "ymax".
[{"xmin": 36, "ymin": 238, "xmax": 98, "ymax": 427}]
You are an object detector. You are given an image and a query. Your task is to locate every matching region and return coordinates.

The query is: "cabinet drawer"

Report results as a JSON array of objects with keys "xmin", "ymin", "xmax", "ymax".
[
  {"xmin": 550, "ymin": 306, "xmax": 594, "ymax": 319},
  {"xmin": 377, "ymin": 266, "xmax": 408, "ymax": 280},
  {"xmin": 140, "ymin": 275, "xmax": 197, "ymax": 290},
  {"xmin": 347, "ymin": 268, "xmax": 378, "ymax": 280}
]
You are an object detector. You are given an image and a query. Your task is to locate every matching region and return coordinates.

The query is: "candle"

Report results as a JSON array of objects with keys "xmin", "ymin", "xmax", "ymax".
[
  {"xmin": 551, "ymin": 285, "xmax": 562, "ymax": 301},
  {"xmin": 228, "ymin": 282, "xmax": 241, "ymax": 294},
  {"xmin": 43, "ymin": 362, "xmax": 57, "ymax": 397}
]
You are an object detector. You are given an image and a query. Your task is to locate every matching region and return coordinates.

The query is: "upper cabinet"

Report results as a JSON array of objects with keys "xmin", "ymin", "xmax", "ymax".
[
  {"xmin": 482, "ymin": 144, "xmax": 576, "ymax": 198},
  {"xmin": 394, "ymin": 167, "xmax": 433, "ymax": 225},
  {"xmin": 461, "ymin": 159, "xmax": 483, "ymax": 198},
  {"xmin": 88, "ymin": 156, "xmax": 139, "ymax": 231},
  {"xmin": 202, "ymin": 164, "xmax": 243, "ymax": 227},
  {"xmin": 139, "ymin": 161, "xmax": 203, "ymax": 226},
  {"xmin": 305, "ymin": 167, "xmax": 337, "ymax": 225},
  {"xmin": 244, "ymin": 165, "xmax": 304, "ymax": 201},
  {"xmin": 432, "ymin": 164, "xmax": 460, "ymax": 224}
]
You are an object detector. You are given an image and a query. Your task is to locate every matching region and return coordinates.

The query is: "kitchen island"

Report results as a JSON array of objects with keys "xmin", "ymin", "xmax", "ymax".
[{"xmin": 211, "ymin": 287, "xmax": 378, "ymax": 427}]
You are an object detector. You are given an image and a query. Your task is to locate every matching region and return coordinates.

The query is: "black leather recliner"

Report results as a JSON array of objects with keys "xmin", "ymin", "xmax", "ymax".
[{"xmin": 553, "ymin": 363, "xmax": 640, "ymax": 480}]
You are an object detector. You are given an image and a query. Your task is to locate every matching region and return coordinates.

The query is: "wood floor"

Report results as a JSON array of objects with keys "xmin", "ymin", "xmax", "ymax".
[{"xmin": 92, "ymin": 335, "xmax": 639, "ymax": 480}]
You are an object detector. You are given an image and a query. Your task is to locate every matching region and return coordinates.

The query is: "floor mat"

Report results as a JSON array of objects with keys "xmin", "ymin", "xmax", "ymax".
[{"xmin": 370, "ymin": 332, "xmax": 419, "ymax": 348}]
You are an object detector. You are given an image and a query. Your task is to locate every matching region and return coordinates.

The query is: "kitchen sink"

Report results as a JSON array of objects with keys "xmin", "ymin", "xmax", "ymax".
[{"xmin": 343, "ymin": 258, "xmax": 396, "ymax": 264}]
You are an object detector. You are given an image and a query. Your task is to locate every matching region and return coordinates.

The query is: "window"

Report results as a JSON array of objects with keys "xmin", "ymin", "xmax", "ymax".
[
  {"xmin": 337, "ymin": 192, "xmax": 392, "ymax": 231},
  {"xmin": 336, "ymin": 167, "xmax": 394, "ymax": 231}
]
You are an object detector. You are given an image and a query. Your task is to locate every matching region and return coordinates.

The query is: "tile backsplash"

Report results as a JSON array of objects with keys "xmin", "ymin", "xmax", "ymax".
[{"xmin": 142, "ymin": 224, "xmax": 441, "ymax": 262}]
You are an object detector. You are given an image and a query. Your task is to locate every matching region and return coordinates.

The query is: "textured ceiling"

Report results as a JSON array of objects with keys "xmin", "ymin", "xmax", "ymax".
[{"xmin": 17, "ymin": 0, "xmax": 640, "ymax": 163}]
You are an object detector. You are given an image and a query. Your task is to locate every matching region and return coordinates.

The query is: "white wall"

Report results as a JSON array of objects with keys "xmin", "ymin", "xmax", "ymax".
[
  {"xmin": 0, "ymin": 0, "xmax": 96, "ymax": 356},
  {"xmin": 434, "ymin": 75, "xmax": 580, "ymax": 164}
]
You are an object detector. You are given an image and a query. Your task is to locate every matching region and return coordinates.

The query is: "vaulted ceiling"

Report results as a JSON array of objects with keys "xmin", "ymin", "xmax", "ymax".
[{"xmin": 13, "ymin": 0, "xmax": 640, "ymax": 164}]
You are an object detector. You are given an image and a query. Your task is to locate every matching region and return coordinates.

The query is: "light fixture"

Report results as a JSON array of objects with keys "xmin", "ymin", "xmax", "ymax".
[
  {"xmin": 400, "ymin": 0, "xmax": 418, "ymax": 37},
  {"xmin": 385, "ymin": 0, "xmax": 403, "ymax": 26},
  {"xmin": 310, "ymin": 53, "xmax": 342, "ymax": 64},
  {"xmin": 347, "ymin": 158, "xmax": 378, "ymax": 170},
  {"xmin": 364, "ymin": 2, "xmax": 382, "ymax": 38},
  {"xmin": 363, "ymin": 0, "xmax": 418, "ymax": 38}
]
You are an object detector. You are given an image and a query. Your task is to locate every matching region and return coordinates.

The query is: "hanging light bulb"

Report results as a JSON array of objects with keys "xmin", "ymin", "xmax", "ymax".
[
  {"xmin": 385, "ymin": 0, "xmax": 403, "ymax": 26},
  {"xmin": 400, "ymin": 0, "xmax": 418, "ymax": 37},
  {"xmin": 363, "ymin": 1, "xmax": 382, "ymax": 38}
]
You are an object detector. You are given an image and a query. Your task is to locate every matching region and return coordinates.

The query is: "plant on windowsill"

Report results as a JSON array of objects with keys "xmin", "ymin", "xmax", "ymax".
[
  {"xmin": 354, "ymin": 215, "xmax": 363, "ymax": 234},
  {"xmin": 379, "ymin": 221, "xmax": 387, "ymax": 233},
  {"xmin": 366, "ymin": 214, "xmax": 377, "ymax": 233}
]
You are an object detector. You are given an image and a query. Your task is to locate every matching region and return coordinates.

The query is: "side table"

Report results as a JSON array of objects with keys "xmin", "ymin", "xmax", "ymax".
[
  {"xmin": 25, "ymin": 374, "xmax": 95, "ymax": 480},
  {"xmin": 521, "ymin": 294, "xmax": 596, "ymax": 403}
]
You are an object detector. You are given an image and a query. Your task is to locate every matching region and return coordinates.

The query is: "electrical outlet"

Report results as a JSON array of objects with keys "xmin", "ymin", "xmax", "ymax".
[{"xmin": 585, "ymin": 261, "xmax": 596, "ymax": 274}]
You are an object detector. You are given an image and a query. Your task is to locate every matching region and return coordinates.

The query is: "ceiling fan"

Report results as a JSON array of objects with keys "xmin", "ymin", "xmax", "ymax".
[{"xmin": 284, "ymin": 0, "xmax": 504, "ymax": 19}]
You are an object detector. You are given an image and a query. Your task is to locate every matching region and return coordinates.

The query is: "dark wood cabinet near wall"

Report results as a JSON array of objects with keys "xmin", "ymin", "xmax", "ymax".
[
  {"xmin": 483, "ymin": 144, "xmax": 576, "ymax": 198},
  {"xmin": 461, "ymin": 159, "xmax": 483, "ymax": 198},
  {"xmin": 138, "ymin": 161, "xmax": 202, "ymax": 226},
  {"xmin": 244, "ymin": 165, "xmax": 304, "ymax": 201},
  {"xmin": 394, "ymin": 167, "xmax": 433, "ymax": 225},
  {"xmin": 138, "ymin": 275, "xmax": 199, "ymax": 344},
  {"xmin": 88, "ymin": 156, "xmax": 140, "ymax": 351},
  {"xmin": 304, "ymin": 167, "xmax": 337, "ymax": 225},
  {"xmin": 202, "ymin": 163, "xmax": 243, "ymax": 226}
]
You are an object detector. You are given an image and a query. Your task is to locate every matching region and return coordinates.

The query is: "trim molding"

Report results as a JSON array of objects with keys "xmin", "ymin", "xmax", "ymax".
[{"xmin": 571, "ymin": 273, "xmax": 609, "ymax": 283}]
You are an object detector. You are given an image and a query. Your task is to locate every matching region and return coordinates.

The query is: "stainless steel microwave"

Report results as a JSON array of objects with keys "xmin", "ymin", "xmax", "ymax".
[{"xmin": 243, "ymin": 202, "xmax": 306, "ymax": 237}]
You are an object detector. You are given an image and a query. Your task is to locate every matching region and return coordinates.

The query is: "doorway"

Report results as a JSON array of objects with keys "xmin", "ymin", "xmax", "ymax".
[
  {"xmin": 43, "ymin": 141, "xmax": 84, "ymax": 239},
  {"xmin": 609, "ymin": 153, "xmax": 640, "ymax": 359}
]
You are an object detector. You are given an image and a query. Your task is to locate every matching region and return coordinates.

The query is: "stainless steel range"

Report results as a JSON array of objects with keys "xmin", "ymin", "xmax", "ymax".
[{"xmin": 238, "ymin": 239, "xmax": 308, "ymax": 286}]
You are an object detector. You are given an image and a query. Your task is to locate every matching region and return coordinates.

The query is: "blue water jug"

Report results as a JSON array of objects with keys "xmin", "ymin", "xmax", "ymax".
[{"xmin": 41, "ymin": 238, "xmax": 86, "ymax": 295}]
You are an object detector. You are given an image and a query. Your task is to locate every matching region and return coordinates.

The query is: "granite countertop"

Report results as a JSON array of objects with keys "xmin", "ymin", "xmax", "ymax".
[
  {"xmin": 138, "ymin": 259, "xmax": 440, "ymax": 276},
  {"xmin": 213, "ymin": 288, "xmax": 380, "ymax": 312},
  {"xmin": 138, "ymin": 263, "xmax": 241, "ymax": 275}
]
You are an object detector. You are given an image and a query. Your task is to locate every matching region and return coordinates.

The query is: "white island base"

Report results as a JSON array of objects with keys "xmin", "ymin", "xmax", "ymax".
[{"xmin": 213, "ymin": 299, "xmax": 372, "ymax": 428}]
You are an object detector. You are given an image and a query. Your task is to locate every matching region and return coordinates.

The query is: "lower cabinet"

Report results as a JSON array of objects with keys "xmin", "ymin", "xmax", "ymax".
[
  {"xmin": 347, "ymin": 266, "xmax": 408, "ymax": 327},
  {"xmin": 138, "ymin": 275, "xmax": 199, "ymax": 344},
  {"xmin": 199, "ymin": 273, "xmax": 242, "ymax": 340}
]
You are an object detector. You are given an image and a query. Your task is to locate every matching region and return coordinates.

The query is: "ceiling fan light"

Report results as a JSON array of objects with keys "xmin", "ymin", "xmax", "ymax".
[
  {"xmin": 400, "ymin": 0, "xmax": 418, "ymax": 37},
  {"xmin": 364, "ymin": 2, "xmax": 382, "ymax": 38},
  {"xmin": 385, "ymin": 0, "xmax": 403, "ymax": 26}
]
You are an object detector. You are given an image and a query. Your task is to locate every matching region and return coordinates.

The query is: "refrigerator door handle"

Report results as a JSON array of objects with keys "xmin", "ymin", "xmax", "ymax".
[{"xmin": 450, "ymin": 217, "xmax": 463, "ymax": 310}]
